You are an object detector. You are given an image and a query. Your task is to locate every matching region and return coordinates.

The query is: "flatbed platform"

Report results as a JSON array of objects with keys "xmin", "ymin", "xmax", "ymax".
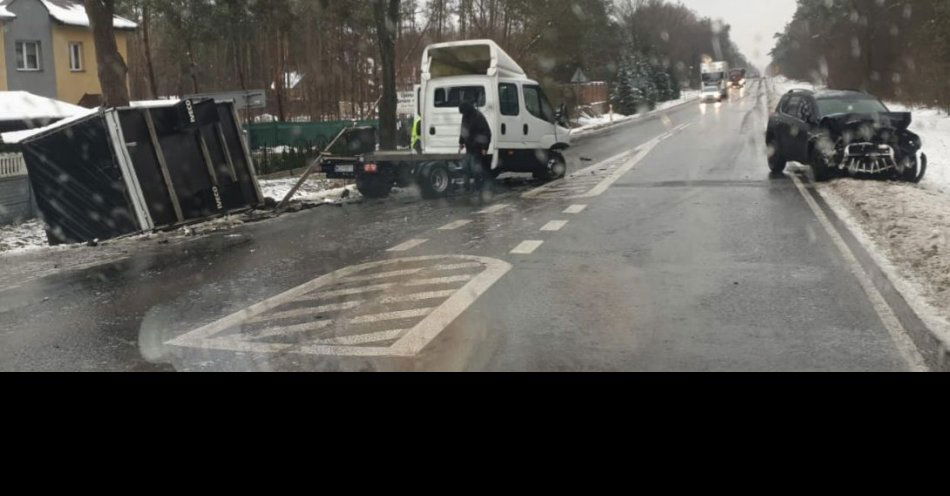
[{"xmin": 324, "ymin": 151, "xmax": 465, "ymax": 162}]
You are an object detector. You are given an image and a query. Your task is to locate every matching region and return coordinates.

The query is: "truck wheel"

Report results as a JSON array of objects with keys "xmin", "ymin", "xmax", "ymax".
[
  {"xmin": 767, "ymin": 139, "xmax": 786, "ymax": 173},
  {"xmin": 420, "ymin": 164, "xmax": 450, "ymax": 199},
  {"xmin": 356, "ymin": 173, "xmax": 394, "ymax": 199},
  {"xmin": 534, "ymin": 152, "xmax": 567, "ymax": 181}
]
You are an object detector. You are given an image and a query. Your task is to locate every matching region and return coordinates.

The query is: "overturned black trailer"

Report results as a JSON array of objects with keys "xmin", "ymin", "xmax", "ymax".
[{"xmin": 18, "ymin": 99, "xmax": 264, "ymax": 245}]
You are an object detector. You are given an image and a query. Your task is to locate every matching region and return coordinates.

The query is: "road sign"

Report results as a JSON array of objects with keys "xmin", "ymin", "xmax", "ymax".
[
  {"xmin": 397, "ymin": 91, "xmax": 416, "ymax": 116},
  {"xmin": 185, "ymin": 89, "xmax": 267, "ymax": 109}
]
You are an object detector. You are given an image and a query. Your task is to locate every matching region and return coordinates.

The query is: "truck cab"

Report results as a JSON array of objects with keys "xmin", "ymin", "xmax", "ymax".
[{"xmin": 420, "ymin": 40, "xmax": 571, "ymax": 179}]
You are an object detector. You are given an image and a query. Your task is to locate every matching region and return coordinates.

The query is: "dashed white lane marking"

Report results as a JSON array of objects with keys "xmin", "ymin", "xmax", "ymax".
[
  {"xmin": 477, "ymin": 203, "xmax": 510, "ymax": 214},
  {"xmin": 511, "ymin": 240, "xmax": 544, "ymax": 255},
  {"xmin": 564, "ymin": 205, "xmax": 587, "ymax": 214},
  {"xmin": 790, "ymin": 173, "xmax": 927, "ymax": 372},
  {"xmin": 387, "ymin": 239, "xmax": 428, "ymax": 252},
  {"xmin": 438, "ymin": 220, "xmax": 472, "ymax": 230},
  {"xmin": 540, "ymin": 220, "xmax": 569, "ymax": 232},
  {"xmin": 166, "ymin": 255, "xmax": 512, "ymax": 358}
]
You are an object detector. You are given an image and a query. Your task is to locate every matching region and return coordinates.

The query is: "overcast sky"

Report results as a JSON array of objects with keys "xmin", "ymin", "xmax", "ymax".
[{"xmin": 678, "ymin": 0, "xmax": 798, "ymax": 71}]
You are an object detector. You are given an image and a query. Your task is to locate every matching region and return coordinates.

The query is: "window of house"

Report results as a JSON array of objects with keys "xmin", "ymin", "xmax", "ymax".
[
  {"xmin": 16, "ymin": 41, "xmax": 42, "ymax": 71},
  {"xmin": 69, "ymin": 42, "xmax": 84, "ymax": 72}
]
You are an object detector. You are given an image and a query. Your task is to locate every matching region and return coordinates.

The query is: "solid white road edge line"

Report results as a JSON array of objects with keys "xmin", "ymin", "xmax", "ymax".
[{"xmin": 790, "ymin": 173, "xmax": 928, "ymax": 371}]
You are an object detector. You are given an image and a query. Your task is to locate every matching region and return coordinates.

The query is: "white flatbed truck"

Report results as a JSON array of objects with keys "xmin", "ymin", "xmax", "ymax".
[{"xmin": 320, "ymin": 39, "xmax": 572, "ymax": 199}]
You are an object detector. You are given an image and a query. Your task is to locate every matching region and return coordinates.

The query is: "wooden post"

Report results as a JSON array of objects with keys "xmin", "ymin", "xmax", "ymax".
[{"xmin": 275, "ymin": 125, "xmax": 352, "ymax": 212}]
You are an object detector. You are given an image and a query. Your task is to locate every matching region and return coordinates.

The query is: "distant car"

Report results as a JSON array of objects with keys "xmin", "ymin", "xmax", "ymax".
[{"xmin": 766, "ymin": 89, "xmax": 926, "ymax": 182}]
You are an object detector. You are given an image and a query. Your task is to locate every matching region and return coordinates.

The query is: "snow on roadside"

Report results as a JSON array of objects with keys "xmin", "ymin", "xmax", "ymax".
[
  {"xmin": 571, "ymin": 90, "xmax": 699, "ymax": 137},
  {"xmin": 258, "ymin": 176, "xmax": 361, "ymax": 204},
  {"xmin": 819, "ymin": 179, "xmax": 950, "ymax": 326},
  {"xmin": 0, "ymin": 219, "xmax": 51, "ymax": 255}
]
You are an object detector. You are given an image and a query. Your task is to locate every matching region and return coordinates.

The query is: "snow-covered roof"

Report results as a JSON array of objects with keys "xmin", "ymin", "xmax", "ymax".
[
  {"xmin": 40, "ymin": 0, "xmax": 137, "ymax": 30},
  {"xmin": 0, "ymin": 91, "xmax": 88, "ymax": 122},
  {"xmin": 0, "ymin": 4, "xmax": 15, "ymax": 19}
]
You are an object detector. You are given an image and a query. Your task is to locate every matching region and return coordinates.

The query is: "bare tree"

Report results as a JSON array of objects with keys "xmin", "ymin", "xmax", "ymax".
[
  {"xmin": 374, "ymin": 0, "xmax": 400, "ymax": 150},
  {"xmin": 85, "ymin": 0, "xmax": 130, "ymax": 107}
]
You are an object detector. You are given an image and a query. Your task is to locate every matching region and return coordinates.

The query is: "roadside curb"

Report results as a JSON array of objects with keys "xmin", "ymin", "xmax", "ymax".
[{"xmin": 571, "ymin": 97, "xmax": 700, "ymax": 140}]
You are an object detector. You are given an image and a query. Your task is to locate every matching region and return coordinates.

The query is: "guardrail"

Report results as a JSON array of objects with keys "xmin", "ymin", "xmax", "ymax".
[{"xmin": 0, "ymin": 153, "xmax": 26, "ymax": 178}]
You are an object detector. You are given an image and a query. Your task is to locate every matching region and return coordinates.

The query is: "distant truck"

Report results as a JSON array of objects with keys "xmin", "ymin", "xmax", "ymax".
[
  {"xmin": 729, "ymin": 68, "xmax": 747, "ymax": 88},
  {"xmin": 701, "ymin": 61, "xmax": 730, "ymax": 103},
  {"xmin": 320, "ymin": 39, "xmax": 572, "ymax": 199}
]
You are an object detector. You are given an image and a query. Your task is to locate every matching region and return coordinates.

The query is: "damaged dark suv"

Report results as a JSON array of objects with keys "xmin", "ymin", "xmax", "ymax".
[{"xmin": 766, "ymin": 89, "xmax": 927, "ymax": 182}]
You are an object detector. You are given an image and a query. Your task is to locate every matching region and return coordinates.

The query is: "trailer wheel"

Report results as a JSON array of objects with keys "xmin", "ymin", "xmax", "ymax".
[
  {"xmin": 420, "ymin": 163, "xmax": 450, "ymax": 199},
  {"xmin": 356, "ymin": 172, "xmax": 394, "ymax": 199}
]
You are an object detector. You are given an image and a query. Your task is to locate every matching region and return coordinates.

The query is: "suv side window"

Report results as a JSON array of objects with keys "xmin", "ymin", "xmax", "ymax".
[
  {"xmin": 800, "ymin": 98, "xmax": 816, "ymax": 123},
  {"xmin": 783, "ymin": 96, "xmax": 802, "ymax": 119}
]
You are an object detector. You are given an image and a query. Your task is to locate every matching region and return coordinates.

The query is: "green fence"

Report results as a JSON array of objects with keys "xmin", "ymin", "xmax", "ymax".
[{"xmin": 245, "ymin": 120, "xmax": 378, "ymax": 151}]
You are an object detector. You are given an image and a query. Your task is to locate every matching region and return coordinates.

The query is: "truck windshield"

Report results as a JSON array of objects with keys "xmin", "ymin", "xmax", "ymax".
[
  {"xmin": 434, "ymin": 86, "xmax": 486, "ymax": 108},
  {"xmin": 817, "ymin": 98, "xmax": 889, "ymax": 116}
]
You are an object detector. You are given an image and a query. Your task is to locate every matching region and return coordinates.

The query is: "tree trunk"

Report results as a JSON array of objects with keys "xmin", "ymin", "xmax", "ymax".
[
  {"xmin": 374, "ymin": 0, "xmax": 400, "ymax": 151},
  {"xmin": 141, "ymin": 1, "xmax": 158, "ymax": 99},
  {"xmin": 84, "ymin": 0, "xmax": 130, "ymax": 107}
]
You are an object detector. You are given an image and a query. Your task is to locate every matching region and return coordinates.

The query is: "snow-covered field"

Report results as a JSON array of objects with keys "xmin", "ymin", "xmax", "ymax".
[
  {"xmin": 571, "ymin": 90, "xmax": 699, "ymax": 137},
  {"xmin": 769, "ymin": 76, "xmax": 950, "ymax": 326}
]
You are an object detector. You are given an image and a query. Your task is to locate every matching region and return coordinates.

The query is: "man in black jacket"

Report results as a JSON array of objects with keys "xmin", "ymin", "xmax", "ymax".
[{"xmin": 459, "ymin": 100, "xmax": 493, "ymax": 192}]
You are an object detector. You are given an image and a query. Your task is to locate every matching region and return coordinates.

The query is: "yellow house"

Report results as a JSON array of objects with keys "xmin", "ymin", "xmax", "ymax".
[{"xmin": 0, "ymin": 0, "xmax": 136, "ymax": 106}]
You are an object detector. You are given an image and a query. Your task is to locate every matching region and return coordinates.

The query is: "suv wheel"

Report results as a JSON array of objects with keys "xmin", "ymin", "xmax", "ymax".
[
  {"xmin": 810, "ymin": 147, "xmax": 834, "ymax": 182},
  {"xmin": 767, "ymin": 138, "xmax": 786, "ymax": 173}
]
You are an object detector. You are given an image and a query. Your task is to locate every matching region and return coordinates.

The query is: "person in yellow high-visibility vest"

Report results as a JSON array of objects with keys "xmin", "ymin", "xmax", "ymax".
[{"xmin": 411, "ymin": 115, "xmax": 422, "ymax": 153}]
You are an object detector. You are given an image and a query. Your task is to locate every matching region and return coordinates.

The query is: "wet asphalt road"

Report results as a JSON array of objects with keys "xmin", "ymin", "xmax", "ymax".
[{"xmin": 0, "ymin": 79, "xmax": 914, "ymax": 371}]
